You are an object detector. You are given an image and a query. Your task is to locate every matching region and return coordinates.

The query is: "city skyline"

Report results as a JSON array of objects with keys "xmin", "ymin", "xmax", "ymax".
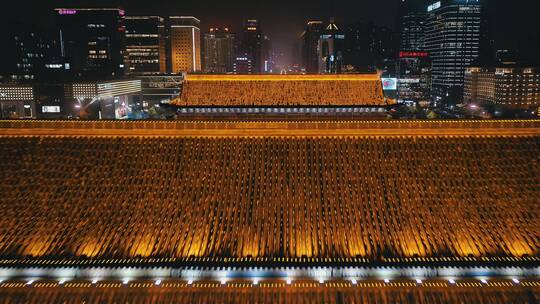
[{"xmin": 1, "ymin": 0, "xmax": 539, "ymax": 66}]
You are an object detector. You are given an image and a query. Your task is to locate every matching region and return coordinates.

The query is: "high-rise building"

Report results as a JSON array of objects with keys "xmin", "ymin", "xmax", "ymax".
[
  {"xmin": 397, "ymin": 51, "xmax": 432, "ymax": 105},
  {"xmin": 0, "ymin": 23, "xmax": 57, "ymax": 82},
  {"xmin": 203, "ymin": 27, "xmax": 236, "ymax": 74},
  {"xmin": 169, "ymin": 16, "xmax": 201, "ymax": 73},
  {"xmin": 241, "ymin": 20, "xmax": 263, "ymax": 73},
  {"xmin": 318, "ymin": 19, "xmax": 345, "ymax": 74},
  {"xmin": 55, "ymin": 8, "xmax": 126, "ymax": 79},
  {"xmin": 125, "ymin": 16, "xmax": 166, "ymax": 75},
  {"xmin": 464, "ymin": 65, "xmax": 540, "ymax": 110},
  {"xmin": 344, "ymin": 22, "xmax": 398, "ymax": 73},
  {"xmin": 424, "ymin": 0, "xmax": 481, "ymax": 96},
  {"xmin": 301, "ymin": 21, "xmax": 324, "ymax": 74},
  {"xmin": 399, "ymin": 0, "xmax": 426, "ymax": 52}
]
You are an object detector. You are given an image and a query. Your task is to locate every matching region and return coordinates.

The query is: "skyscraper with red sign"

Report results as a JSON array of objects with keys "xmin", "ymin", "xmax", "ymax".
[{"xmin": 55, "ymin": 8, "xmax": 127, "ymax": 79}]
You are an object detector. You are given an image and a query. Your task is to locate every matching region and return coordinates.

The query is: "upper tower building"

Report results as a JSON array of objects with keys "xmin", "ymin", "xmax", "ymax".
[
  {"xmin": 169, "ymin": 16, "xmax": 201, "ymax": 73},
  {"xmin": 424, "ymin": 0, "xmax": 481, "ymax": 96},
  {"xmin": 203, "ymin": 27, "xmax": 236, "ymax": 74},
  {"xmin": 318, "ymin": 18, "xmax": 345, "ymax": 74},
  {"xmin": 399, "ymin": 0, "xmax": 426, "ymax": 52},
  {"xmin": 301, "ymin": 21, "xmax": 324, "ymax": 74},
  {"xmin": 241, "ymin": 20, "xmax": 263, "ymax": 73},
  {"xmin": 55, "ymin": 8, "xmax": 126, "ymax": 79}
]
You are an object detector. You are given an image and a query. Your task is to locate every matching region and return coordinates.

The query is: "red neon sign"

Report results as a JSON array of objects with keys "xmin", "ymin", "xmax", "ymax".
[{"xmin": 399, "ymin": 51, "xmax": 429, "ymax": 58}]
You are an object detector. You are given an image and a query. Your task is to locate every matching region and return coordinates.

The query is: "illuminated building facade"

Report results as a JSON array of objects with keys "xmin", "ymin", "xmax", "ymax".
[
  {"xmin": 203, "ymin": 27, "xmax": 236, "ymax": 73},
  {"xmin": 318, "ymin": 19, "xmax": 345, "ymax": 74},
  {"xmin": 397, "ymin": 51, "xmax": 432, "ymax": 105},
  {"xmin": 301, "ymin": 21, "xmax": 324, "ymax": 74},
  {"xmin": 65, "ymin": 79, "xmax": 141, "ymax": 119},
  {"xmin": 169, "ymin": 16, "xmax": 201, "ymax": 73},
  {"xmin": 0, "ymin": 85, "xmax": 35, "ymax": 118},
  {"xmin": 464, "ymin": 66, "xmax": 540, "ymax": 110},
  {"xmin": 55, "ymin": 8, "xmax": 126, "ymax": 79},
  {"xmin": 125, "ymin": 16, "xmax": 166, "ymax": 75},
  {"xmin": 424, "ymin": 0, "xmax": 481, "ymax": 96}
]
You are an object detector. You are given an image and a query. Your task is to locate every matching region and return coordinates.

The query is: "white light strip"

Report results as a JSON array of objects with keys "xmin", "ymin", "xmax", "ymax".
[{"xmin": 192, "ymin": 27, "xmax": 196, "ymax": 72}]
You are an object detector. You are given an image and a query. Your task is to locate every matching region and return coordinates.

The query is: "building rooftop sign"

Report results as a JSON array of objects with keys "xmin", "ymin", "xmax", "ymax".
[
  {"xmin": 57, "ymin": 9, "xmax": 77, "ymax": 15},
  {"xmin": 427, "ymin": 1, "xmax": 441, "ymax": 12}
]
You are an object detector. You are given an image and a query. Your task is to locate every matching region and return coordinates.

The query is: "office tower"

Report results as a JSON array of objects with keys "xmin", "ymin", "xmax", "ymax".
[
  {"xmin": 0, "ymin": 23, "xmax": 56, "ymax": 82},
  {"xmin": 424, "ymin": 0, "xmax": 481, "ymax": 97},
  {"xmin": 169, "ymin": 16, "xmax": 201, "ymax": 73},
  {"xmin": 55, "ymin": 8, "xmax": 126, "ymax": 79},
  {"xmin": 203, "ymin": 27, "xmax": 236, "ymax": 73},
  {"xmin": 301, "ymin": 21, "xmax": 324, "ymax": 73},
  {"xmin": 397, "ymin": 51, "xmax": 432, "ymax": 105},
  {"xmin": 241, "ymin": 19, "xmax": 263, "ymax": 73},
  {"xmin": 318, "ymin": 18, "xmax": 345, "ymax": 74},
  {"xmin": 464, "ymin": 65, "xmax": 540, "ymax": 110},
  {"xmin": 399, "ymin": 0, "xmax": 426, "ymax": 52},
  {"xmin": 125, "ymin": 16, "xmax": 166, "ymax": 74},
  {"xmin": 344, "ymin": 22, "xmax": 398, "ymax": 73}
]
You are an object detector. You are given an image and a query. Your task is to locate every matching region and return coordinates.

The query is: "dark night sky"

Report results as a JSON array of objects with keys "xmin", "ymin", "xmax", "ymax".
[{"xmin": 3, "ymin": 0, "xmax": 540, "ymax": 65}]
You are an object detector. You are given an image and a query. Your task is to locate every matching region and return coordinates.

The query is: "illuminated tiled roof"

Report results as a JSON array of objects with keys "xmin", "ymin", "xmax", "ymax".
[
  {"xmin": 0, "ymin": 120, "xmax": 538, "ymax": 266},
  {"xmin": 173, "ymin": 74, "xmax": 388, "ymax": 107}
]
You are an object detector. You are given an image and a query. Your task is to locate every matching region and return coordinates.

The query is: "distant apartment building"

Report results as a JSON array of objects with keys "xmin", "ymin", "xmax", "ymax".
[
  {"xmin": 464, "ymin": 66, "xmax": 540, "ymax": 110},
  {"xmin": 203, "ymin": 27, "xmax": 236, "ymax": 73},
  {"xmin": 169, "ymin": 16, "xmax": 201, "ymax": 73}
]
